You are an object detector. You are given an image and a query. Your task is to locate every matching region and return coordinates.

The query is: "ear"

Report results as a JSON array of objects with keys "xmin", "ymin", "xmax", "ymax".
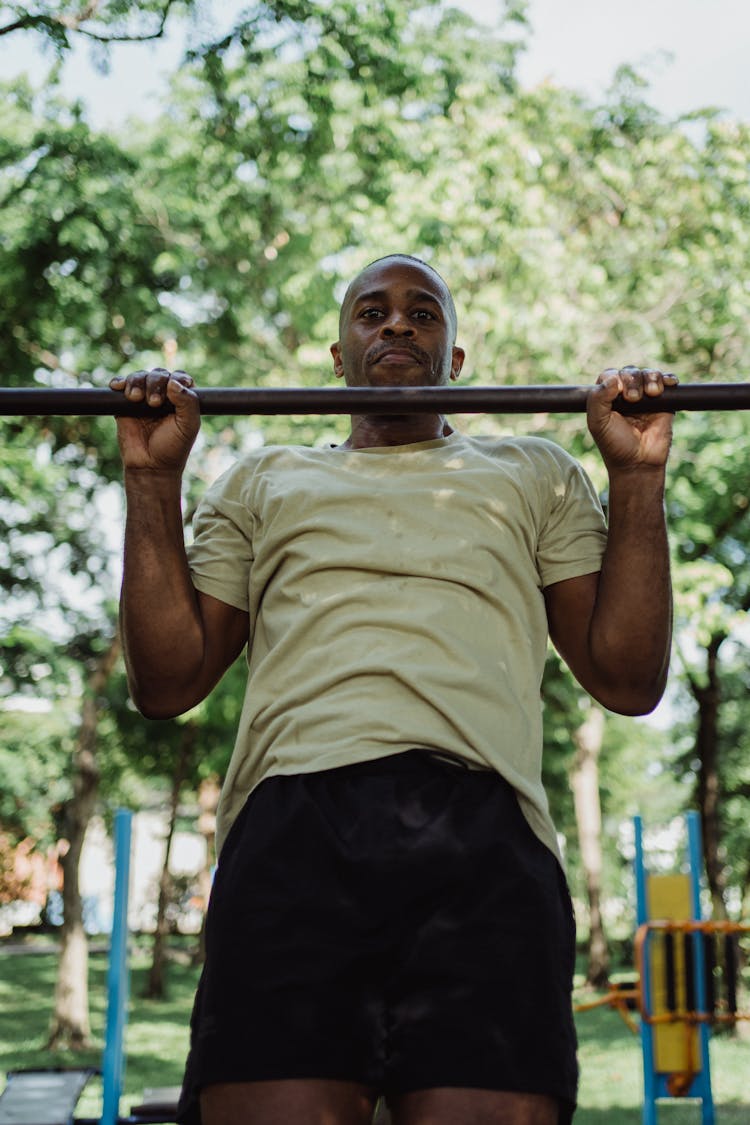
[
  {"xmin": 330, "ymin": 341, "xmax": 345, "ymax": 380},
  {"xmin": 450, "ymin": 346, "xmax": 465, "ymax": 382}
]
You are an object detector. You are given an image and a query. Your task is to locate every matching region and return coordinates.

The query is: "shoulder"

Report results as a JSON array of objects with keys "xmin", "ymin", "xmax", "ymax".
[
  {"xmin": 461, "ymin": 433, "xmax": 603, "ymax": 526},
  {"xmin": 460, "ymin": 433, "xmax": 582, "ymax": 477},
  {"xmin": 204, "ymin": 442, "xmax": 327, "ymax": 497}
]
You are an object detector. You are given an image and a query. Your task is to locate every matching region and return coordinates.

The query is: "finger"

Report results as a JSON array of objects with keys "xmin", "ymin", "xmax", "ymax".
[
  {"xmin": 592, "ymin": 369, "xmax": 623, "ymax": 404},
  {"xmin": 145, "ymin": 367, "xmax": 172, "ymax": 406},
  {"xmin": 640, "ymin": 368, "xmax": 680, "ymax": 397},
  {"xmin": 641, "ymin": 369, "xmax": 664, "ymax": 396},
  {"xmin": 595, "ymin": 367, "xmax": 621, "ymax": 389},
  {"xmin": 171, "ymin": 369, "xmax": 194, "ymax": 388},
  {"xmin": 619, "ymin": 365, "xmax": 643, "ymax": 401},
  {"xmin": 118, "ymin": 369, "xmax": 149, "ymax": 401},
  {"xmin": 165, "ymin": 373, "xmax": 200, "ymax": 413}
]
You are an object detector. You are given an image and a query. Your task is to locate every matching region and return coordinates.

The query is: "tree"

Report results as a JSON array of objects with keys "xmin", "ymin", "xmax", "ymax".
[
  {"xmin": 143, "ymin": 719, "xmax": 196, "ymax": 1000},
  {"xmin": 0, "ymin": 74, "xmax": 188, "ymax": 1042},
  {"xmin": 570, "ymin": 704, "xmax": 609, "ymax": 987},
  {"xmin": 668, "ymin": 411, "xmax": 750, "ymax": 918},
  {"xmin": 47, "ymin": 633, "xmax": 120, "ymax": 1049},
  {"xmin": 0, "ymin": 2, "xmax": 192, "ymax": 50},
  {"xmin": 5, "ymin": 0, "xmax": 750, "ymax": 1003}
]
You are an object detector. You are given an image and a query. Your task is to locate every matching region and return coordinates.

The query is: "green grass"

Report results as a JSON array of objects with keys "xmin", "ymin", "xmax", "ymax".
[
  {"xmin": 0, "ymin": 943, "xmax": 201, "ymax": 1118},
  {"xmin": 574, "ymin": 986, "xmax": 750, "ymax": 1123},
  {"xmin": 576, "ymin": 1000, "xmax": 646, "ymax": 1122},
  {"xmin": 1, "ymin": 946, "xmax": 748, "ymax": 1121}
]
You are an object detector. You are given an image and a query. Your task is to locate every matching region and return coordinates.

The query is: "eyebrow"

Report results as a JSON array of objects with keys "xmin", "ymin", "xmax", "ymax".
[{"xmin": 353, "ymin": 287, "xmax": 444, "ymax": 309}]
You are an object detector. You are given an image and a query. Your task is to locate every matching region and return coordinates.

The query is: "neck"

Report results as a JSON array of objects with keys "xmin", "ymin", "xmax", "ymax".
[{"xmin": 339, "ymin": 413, "xmax": 454, "ymax": 450}]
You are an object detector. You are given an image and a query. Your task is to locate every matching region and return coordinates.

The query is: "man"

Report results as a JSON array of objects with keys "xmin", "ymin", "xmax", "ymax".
[{"xmin": 111, "ymin": 254, "xmax": 676, "ymax": 1125}]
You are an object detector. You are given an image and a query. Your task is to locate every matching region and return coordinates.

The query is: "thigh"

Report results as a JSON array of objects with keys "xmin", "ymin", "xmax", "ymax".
[
  {"xmin": 391, "ymin": 1088, "xmax": 558, "ymax": 1125},
  {"xmin": 200, "ymin": 1079, "xmax": 376, "ymax": 1125},
  {"xmin": 383, "ymin": 768, "xmax": 578, "ymax": 1119},
  {"xmin": 178, "ymin": 765, "xmax": 399, "ymax": 1123}
]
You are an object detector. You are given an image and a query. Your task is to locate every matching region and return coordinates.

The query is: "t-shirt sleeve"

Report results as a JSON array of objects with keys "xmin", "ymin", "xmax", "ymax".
[
  {"xmin": 535, "ymin": 447, "xmax": 608, "ymax": 588},
  {"xmin": 186, "ymin": 474, "xmax": 254, "ymax": 612}
]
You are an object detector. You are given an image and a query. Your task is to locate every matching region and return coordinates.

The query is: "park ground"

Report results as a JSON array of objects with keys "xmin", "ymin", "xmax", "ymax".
[{"xmin": 0, "ymin": 941, "xmax": 748, "ymax": 1123}]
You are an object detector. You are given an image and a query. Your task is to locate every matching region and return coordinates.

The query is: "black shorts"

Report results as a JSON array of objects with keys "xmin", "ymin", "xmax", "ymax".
[{"xmin": 177, "ymin": 751, "xmax": 578, "ymax": 1123}]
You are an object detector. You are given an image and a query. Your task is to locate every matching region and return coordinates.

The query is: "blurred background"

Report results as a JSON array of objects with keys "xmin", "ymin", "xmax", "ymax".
[{"xmin": 1, "ymin": 2, "xmax": 749, "ymax": 1107}]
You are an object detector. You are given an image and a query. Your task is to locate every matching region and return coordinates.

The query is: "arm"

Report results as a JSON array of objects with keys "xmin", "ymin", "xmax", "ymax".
[
  {"xmin": 544, "ymin": 366, "xmax": 676, "ymax": 716},
  {"xmin": 111, "ymin": 368, "xmax": 249, "ymax": 719}
]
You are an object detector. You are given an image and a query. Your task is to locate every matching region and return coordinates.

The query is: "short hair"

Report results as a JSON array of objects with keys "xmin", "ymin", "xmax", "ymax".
[{"xmin": 339, "ymin": 254, "xmax": 458, "ymax": 343}]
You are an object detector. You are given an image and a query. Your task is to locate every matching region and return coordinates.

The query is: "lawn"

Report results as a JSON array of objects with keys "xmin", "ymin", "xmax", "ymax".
[
  {"xmin": 1, "ymin": 944, "xmax": 748, "ymax": 1122},
  {"xmin": 574, "ymin": 992, "xmax": 750, "ymax": 1123},
  {"xmin": 0, "ymin": 942, "xmax": 199, "ymax": 1118}
]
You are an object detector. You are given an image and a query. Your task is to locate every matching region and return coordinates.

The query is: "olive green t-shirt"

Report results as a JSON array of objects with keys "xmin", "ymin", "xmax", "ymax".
[{"xmin": 187, "ymin": 430, "xmax": 607, "ymax": 860}]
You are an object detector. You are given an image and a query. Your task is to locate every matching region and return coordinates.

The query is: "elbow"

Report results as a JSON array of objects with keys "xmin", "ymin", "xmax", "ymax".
[
  {"xmin": 126, "ymin": 673, "xmax": 198, "ymax": 721},
  {"xmin": 592, "ymin": 672, "xmax": 669, "ymax": 717},
  {"xmin": 136, "ymin": 698, "xmax": 189, "ymax": 721},
  {"xmin": 605, "ymin": 696, "xmax": 662, "ymax": 718}
]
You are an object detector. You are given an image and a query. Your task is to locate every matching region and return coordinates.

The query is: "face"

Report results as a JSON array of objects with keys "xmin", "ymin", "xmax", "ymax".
[{"xmin": 330, "ymin": 258, "xmax": 465, "ymax": 388}]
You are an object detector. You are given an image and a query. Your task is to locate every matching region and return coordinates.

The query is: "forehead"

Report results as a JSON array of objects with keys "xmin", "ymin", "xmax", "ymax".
[{"xmin": 345, "ymin": 259, "xmax": 450, "ymax": 310}]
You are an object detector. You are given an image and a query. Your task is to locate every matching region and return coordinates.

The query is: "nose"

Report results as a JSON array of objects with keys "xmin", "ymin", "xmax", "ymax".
[{"xmin": 381, "ymin": 309, "xmax": 414, "ymax": 336}]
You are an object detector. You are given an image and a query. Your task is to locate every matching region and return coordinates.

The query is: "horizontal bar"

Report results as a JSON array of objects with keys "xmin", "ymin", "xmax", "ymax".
[{"xmin": 1, "ymin": 383, "xmax": 749, "ymax": 417}]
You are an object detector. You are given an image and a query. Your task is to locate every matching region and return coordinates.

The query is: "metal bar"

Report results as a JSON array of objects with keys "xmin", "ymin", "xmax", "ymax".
[
  {"xmin": 101, "ymin": 808, "xmax": 132, "ymax": 1125},
  {"xmin": 1, "ymin": 382, "xmax": 750, "ymax": 417},
  {"xmin": 724, "ymin": 933, "xmax": 738, "ymax": 1016},
  {"xmin": 664, "ymin": 932, "xmax": 677, "ymax": 1014},
  {"xmin": 704, "ymin": 932, "xmax": 716, "ymax": 1017},
  {"xmin": 686, "ymin": 809, "xmax": 715, "ymax": 1124}
]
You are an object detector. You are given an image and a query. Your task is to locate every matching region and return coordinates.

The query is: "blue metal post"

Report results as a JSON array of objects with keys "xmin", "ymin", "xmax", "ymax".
[
  {"xmin": 685, "ymin": 811, "xmax": 715, "ymax": 1125},
  {"xmin": 101, "ymin": 809, "xmax": 132, "ymax": 1125},
  {"xmin": 634, "ymin": 816, "xmax": 658, "ymax": 1125}
]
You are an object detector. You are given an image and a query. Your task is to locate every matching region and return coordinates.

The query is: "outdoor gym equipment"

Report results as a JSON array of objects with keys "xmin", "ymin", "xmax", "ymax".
[
  {"xmin": 3, "ymin": 811, "xmax": 748, "ymax": 1124},
  {"xmin": 0, "ymin": 811, "xmax": 179, "ymax": 1125},
  {"xmin": 579, "ymin": 812, "xmax": 749, "ymax": 1125},
  {"xmin": 1, "ymin": 382, "xmax": 750, "ymax": 417}
]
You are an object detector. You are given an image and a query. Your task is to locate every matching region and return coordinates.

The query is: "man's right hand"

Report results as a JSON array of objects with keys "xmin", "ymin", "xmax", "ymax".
[{"xmin": 109, "ymin": 367, "xmax": 200, "ymax": 472}]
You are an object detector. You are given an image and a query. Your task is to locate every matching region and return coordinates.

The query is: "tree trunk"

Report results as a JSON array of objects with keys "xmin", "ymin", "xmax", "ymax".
[
  {"xmin": 192, "ymin": 775, "xmax": 220, "ymax": 967},
  {"xmin": 144, "ymin": 721, "xmax": 196, "ymax": 1000},
  {"xmin": 570, "ymin": 703, "xmax": 609, "ymax": 988},
  {"xmin": 692, "ymin": 633, "xmax": 729, "ymax": 921},
  {"xmin": 47, "ymin": 635, "xmax": 120, "ymax": 1049}
]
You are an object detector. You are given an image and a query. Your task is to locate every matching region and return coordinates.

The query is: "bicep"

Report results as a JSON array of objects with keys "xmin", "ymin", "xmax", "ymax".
[
  {"xmin": 197, "ymin": 589, "xmax": 250, "ymax": 692},
  {"xmin": 543, "ymin": 570, "xmax": 600, "ymax": 689}
]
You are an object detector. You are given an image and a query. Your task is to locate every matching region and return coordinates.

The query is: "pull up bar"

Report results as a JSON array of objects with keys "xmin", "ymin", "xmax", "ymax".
[{"xmin": 0, "ymin": 383, "xmax": 748, "ymax": 417}]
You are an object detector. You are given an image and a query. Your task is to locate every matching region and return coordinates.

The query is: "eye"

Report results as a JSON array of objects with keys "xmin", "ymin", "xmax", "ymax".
[
  {"xmin": 413, "ymin": 309, "xmax": 437, "ymax": 321},
  {"xmin": 359, "ymin": 307, "xmax": 384, "ymax": 319}
]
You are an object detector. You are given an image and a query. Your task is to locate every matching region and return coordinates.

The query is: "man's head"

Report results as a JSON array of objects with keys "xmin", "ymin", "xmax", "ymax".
[{"xmin": 331, "ymin": 255, "xmax": 464, "ymax": 388}]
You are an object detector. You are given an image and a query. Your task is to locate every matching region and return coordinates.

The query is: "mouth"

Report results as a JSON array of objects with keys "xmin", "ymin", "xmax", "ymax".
[{"xmin": 372, "ymin": 348, "xmax": 424, "ymax": 366}]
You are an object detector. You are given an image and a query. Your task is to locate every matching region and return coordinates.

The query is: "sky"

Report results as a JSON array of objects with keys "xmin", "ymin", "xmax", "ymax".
[
  {"xmin": 516, "ymin": 0, "xmax": 750, "ymax": 121},
  {"xmin": 1, "ymin": 0, "xmax": 749, "ymax": 127}
]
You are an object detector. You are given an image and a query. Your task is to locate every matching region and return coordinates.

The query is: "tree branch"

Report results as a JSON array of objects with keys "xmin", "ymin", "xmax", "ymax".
[
  {"xmin": 0, "ymin": 14, "xmax": 53, "ymax": 38},
  {"xmin": 0, "ymin": 0, "xmax": 178, "ymax": 44},
  {"xmin": 54, "ymin": 2, "xmax": 102, "ymax": 32}
]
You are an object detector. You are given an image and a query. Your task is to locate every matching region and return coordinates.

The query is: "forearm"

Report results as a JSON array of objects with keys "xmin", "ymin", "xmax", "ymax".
[
  {"xmin": 589, "ymin": 466, "xmax": 672, "ymax": 713},
  {"xmin": 120, "ymin": 469, "xmax": 205, "ymax": 717}
]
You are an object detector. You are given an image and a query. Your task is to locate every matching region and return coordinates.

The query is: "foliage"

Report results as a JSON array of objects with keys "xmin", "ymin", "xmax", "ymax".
[
  {"xmin": 2, "ymin": 0, "xmax": 750, "ymax": 924},
  {"xmin": 0, "ymin": 81, "xmax": 182, "ymax": 390},
  {"xmin": 98, "ymin": 657, "xmax": 246, "ymax": 813},
  {"xmin": 0, "ymin": 1, "xmax": 193, "ymax": 53},
  {"xmin": 0, "ymin": 709, "xmax": 78, "ymax": 844}
]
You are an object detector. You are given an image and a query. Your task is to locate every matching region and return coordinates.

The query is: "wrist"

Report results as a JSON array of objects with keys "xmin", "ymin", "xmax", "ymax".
[
  {"xmin": 606, "ymin": 466, "xmax": 667, "ymax": 523},
  {"xmin": 124, "ymin": 465, "xmax": 184, "ymax": 496},
  {"xmin": 607, "ymin": 462, "xmax": 666, "ymax": 489}
]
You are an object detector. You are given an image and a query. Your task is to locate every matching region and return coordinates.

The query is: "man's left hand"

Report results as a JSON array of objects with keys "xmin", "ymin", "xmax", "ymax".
[{"xmin": 587, "ymin": 365, "xmax": 678, "ymax": 472}]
